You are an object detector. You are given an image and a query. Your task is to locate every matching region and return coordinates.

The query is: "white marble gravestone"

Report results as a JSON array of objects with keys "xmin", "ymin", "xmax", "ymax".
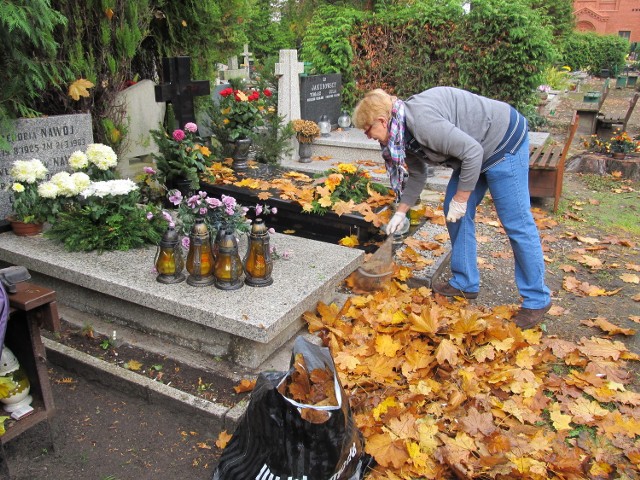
[
  {"xmin": 0, "ymin": 113, "xmax": 93, "ymax": 220},
  {"xmin": 275, "ymin": 50, "xmax": 305, "ymax": 162}
]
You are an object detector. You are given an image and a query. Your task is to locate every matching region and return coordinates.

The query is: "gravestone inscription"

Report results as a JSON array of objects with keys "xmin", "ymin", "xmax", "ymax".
[
  {"xmin": 299, "ymin": 74, "xmax": 342, "ymax": 127},
  {"xmin": 0, "ymin": 113, "xmax": 93, "ymax": 221}
]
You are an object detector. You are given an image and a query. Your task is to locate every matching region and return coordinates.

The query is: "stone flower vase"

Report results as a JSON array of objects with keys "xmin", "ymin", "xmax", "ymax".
[
  {"xmin": 612, "ymin": 152, "xmax": 626, "ymax": 160},
  {"xmin": 298, "ymin": 141, "xmax": 313, "ymax": 163},
  {"xmin": 8, "ymin": 218, "xmax": 44, "ymax": 237},
  {"xmin": 230, "ymin": 138, "xmax": 253, "ymax": 170}
]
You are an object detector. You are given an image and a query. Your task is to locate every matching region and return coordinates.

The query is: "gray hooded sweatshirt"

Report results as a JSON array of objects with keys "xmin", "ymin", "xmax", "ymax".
[{"xmin": 401, "ymin": 87, "xmax": 513, "ymax": 206}]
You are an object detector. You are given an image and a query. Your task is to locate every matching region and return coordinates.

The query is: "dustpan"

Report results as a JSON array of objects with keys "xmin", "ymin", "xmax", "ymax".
[{"xmin": 349, "ymin": 236, "xmax": 395, "ymax": 292}]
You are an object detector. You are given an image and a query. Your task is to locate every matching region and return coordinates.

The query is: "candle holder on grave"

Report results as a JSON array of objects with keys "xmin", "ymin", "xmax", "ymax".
[
  {"xmin": 214, "ymin": 230, "xmax": 244, "ymax": 290},
  {"xmin": 186, "ymin": 218, "xmax": 215, "ymax": 286},
  {"xmin": 318, "ymin": 115, "xmax": 331, "ymax": 137},
  {"xmin": 154, "ymin": 225, "xmax": 185, "ymax": 284},
  {"xmin": 243, "ymin": 218, "xmax": 273, "ymax": 287}
]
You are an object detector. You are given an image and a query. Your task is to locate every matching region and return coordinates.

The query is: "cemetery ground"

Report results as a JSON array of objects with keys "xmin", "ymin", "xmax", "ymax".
[{"xmin": 3, "ymin": 78, "xmax": 640, "ymax": 479}]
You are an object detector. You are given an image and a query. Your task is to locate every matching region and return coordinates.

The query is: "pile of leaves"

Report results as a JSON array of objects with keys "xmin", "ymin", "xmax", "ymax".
[
  {"xmin": 277, "ymin": 352, "xmax": 338, "ymax": 424},
  {"xmin": 302, "ymin": 285, "xmax": 640, "ymax": 479},
  {"xmin": 230, "ymin": 166, "xmax": 394, "ymax": 227}
]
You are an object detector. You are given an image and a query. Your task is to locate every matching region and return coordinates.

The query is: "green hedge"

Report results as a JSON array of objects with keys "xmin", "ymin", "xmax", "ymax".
[
  {"xmin": 560, "ymin": 32, "xmax": 628, "ymax": 75},
  {"xmin": 302, "ymin": 0, "xmax": 556, "ymax": 111}
]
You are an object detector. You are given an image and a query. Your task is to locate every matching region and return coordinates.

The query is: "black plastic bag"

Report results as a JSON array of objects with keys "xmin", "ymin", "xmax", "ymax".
[{"xmin": 212, "ymin": 336, "xmax": 371, "ymax": 480}]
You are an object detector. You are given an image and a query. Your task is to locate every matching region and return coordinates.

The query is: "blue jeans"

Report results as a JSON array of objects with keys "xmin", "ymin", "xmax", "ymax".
[{"xmin": 443, "ymin": 138, "xmax": 551, "ymax": 309}]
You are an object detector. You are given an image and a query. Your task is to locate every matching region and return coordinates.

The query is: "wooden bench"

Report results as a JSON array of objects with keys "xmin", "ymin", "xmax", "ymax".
[
  {"xmin": 596, "ymin": 92, "xmax": 639, "ymax": 133},
  {"xmin": 575, "ymin": 82, "xmax": 610, "ymax": 135},
  {"xmin": 528, "ymin": 113, "xmax": 578, "ymax": 212},
  {"xmin": 0, "ymin": 282, "xmax": 58, "ymax": 476}
]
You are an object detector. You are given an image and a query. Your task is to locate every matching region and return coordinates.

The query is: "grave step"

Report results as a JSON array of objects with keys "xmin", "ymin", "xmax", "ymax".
[{"xmin": 0, "ymin": 231, "xmax": 362, "ymax": 369}]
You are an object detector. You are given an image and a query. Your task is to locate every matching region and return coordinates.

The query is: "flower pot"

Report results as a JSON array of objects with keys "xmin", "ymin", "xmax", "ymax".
[
  {"xmin": 298, "ymin": 142, "xmax": 313, "ymax": 163},
  {"xmin": 9, "ymin": 219, "xmax": 44, "ymax": 236},
  {"xmin": 230, "ymin": 138, "xmax": 253, "ymax": 171},
  {"xmin": 612, "ymin": 152, "xmax": 626, "ymax": 160}
]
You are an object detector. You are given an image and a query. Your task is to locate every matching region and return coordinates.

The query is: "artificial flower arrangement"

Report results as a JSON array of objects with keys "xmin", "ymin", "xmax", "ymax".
[
  {"xmin": 167, "ymin": 189, "xmax": 276, "ymax": 240},
  {"xmin": 306, "ymin": 163, "xmax": 392, "ymax": 215},
  {"xmin": 7, "ymin": 159, "xmax": 51, "ymax": 225},
  {"xmin": 583, "ymin": 130, "xmax": 640, "ymax": 155},
  {"xmin": 151, "ymin": 122, "xmax": 212, "ymax": 189},
  {"xmin": 215, "ymin": 85, "xmax": 271, "ymax": 142},
  {"xmin": 291, "ymin": 119, "xmax": 320, "ymax": 144},
  {"xmin": 38, "ymin": 144, "xmax": 169, "ymax": 252}
]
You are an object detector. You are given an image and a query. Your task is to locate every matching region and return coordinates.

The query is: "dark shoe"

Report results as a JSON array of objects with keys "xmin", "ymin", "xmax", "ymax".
[
  {"xmin": 513, "ymin": 303, "xmax": 551, "ymax": 329},
  {"xmin": 432, "ymin": 281, "xmax": 478, "ymax": 299}
]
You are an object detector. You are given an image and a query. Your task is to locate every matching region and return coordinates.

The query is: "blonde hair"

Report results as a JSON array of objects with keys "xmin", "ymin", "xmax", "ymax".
[{"xmin": 352, "ymin": 89, "xmax": 394, "ymax": 129}]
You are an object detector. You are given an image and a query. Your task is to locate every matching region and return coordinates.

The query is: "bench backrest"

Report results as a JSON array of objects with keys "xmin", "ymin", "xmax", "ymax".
[{"xmin": 623, "ymin": 93, "xmax": 639, "ymax": 125}]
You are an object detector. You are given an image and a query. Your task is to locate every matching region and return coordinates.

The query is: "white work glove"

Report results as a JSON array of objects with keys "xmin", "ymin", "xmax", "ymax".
[
  {"xmin": 385, "ymin": 211, "xmax": 407, "ymax": 235},
  {"xmin": 446, "ymin": 198, "xmax": 467, "ymax": 223}
]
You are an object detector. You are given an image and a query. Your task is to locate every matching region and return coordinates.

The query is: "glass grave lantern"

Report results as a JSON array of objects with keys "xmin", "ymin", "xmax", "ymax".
[
  {"xmin": 185, "ymin": 218, "xmax": 215, "ymax": 286},
  {"xmin": 213, "ymin": 229, "xmax": 244, "ymax": 290},
  {"xmin": 318, "ymin": 114, "xmax": 331, "ymax": 137},
  {"xmin": 338, "ymin": 110, "xmax": 352, "ymax": 130},
  {"xmin": 154, "ymin": 225, "xmax": 185, "ymax": 284},
  {"xmin": 243, "ymin": 218, "xmax": 273, "ymax": 287}
]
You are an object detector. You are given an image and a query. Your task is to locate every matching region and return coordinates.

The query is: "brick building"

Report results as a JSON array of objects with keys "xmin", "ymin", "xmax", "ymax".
[{"xmin": 574, "ymin": 0, "xmax": 640, "ymax": 43}]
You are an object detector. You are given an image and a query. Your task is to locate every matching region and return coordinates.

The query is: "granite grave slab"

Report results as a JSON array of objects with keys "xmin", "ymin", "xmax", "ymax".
[{"xmin": 0, "ymin": 231, "xmax": 363, "ymax": 368}]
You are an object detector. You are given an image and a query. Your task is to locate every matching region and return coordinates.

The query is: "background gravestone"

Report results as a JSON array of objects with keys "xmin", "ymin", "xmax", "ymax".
[
  {"xmin": 299, "ymin": 74, "xmax": 342, "ymax": 127},
  {"xmin": 0, "ymin": 113, "xmax": 93, "ymax": 222}
]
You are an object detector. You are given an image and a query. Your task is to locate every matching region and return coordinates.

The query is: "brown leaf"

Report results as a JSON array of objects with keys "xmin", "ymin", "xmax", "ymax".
[
  {"xmin": 581, "ymin": 317, "xmax": 636, "ymax": 336},
  {"xmin": 233, "ymin": 378, "xmax": 256, "ymax": 393}
]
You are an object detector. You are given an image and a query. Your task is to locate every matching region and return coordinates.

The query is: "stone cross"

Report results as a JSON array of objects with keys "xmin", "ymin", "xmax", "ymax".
[
  {"xmin": 228, "ymin": 56, "xmax": 239, "ymax": 70},
  {"xmin": 275, "ymin": 50, "xmax": 305, "ymax": 162},
  {"xmin": 274, "ymin": 50, "xmax": 305, "ymax": 126},
  {"xmin": 241, "ymin": 44, "xmax": 253, "ymax": 68},
  {"xmin": 154, "ymin": 56, "xmax": 211, "ymax": 128}
]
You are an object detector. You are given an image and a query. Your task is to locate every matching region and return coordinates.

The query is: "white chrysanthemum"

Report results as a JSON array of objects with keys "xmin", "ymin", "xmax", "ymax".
[
  {"xmin": 68, "ymin": 150, "xmax": 89, "ymax": 170},
  {"xmin": 38, "ymin": 182, "xmax": 60, "ymax": 199},
  {"xmin": 50, "ymin": 171, "xmax": 77, "ymax": 197},
  {"xmin": 82, "ymin": 179, "xmax": 137, "ymax": 199},
  {"xmin": 70, "ymin": 172, "xmax": 91, "ymax": 192},
  {"xmin": 86, "ymin": 143, "xmax": 117, "ymax": 170},
  {"xmin": 11, "ymin": 183, "xmax": 25, "ymax": 193},
  {"xmin": 10, "ymin": 159, "xmax": 47, "ymax": 183}
]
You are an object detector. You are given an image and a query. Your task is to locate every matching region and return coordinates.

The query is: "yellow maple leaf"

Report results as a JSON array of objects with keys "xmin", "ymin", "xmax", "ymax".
[
  {"xmin": 257, "ymin": 191, "xmax": 272, "ymax": 200},
  {"xmin": 549, "ymin": 403, "xmax": 573, "ymax": 431},
  {"xmin": 125, "ymin": 359, "xmax": 143, "ymax": 371},
  {"xmin": 372, "ymin": 397, "xmax": 398, "ymax": 421},
  {"xmin": 338, "ymin": 235, "xmax": 359, "ymax": 248},
  {"xmin": 68, "ymin": 78, "xmax": 94, "ymax": 101},
  {"xmin": 233, "ymin": 378, "xmax": 256, "ymax": 393},
  {"xmin": 435, "ymin": 338, "xmax": 460, "ymax": 366},
  {"xmin": 375, "ymin": 334, "xmax": 403, "ymax": 357},
  {"xmin": 215, "ymin": 430, "xmax": 233, "ymax": 449}
]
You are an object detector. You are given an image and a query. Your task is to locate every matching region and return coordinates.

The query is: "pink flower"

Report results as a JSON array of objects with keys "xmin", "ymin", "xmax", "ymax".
[
  {"xmin": 268, "ymin": 228, "xmax": 275, "ymax": 234},
  {"xmin": 143, "ymin": 166, "xmax": 156, "ymax": 175},
  {"xmin": 199, "ymin": 207, "xmax": 207, "ymax": 215},
  {"xmin": 169, "ymin": 190, "xmax": 183, "ymax": 206},
  {"xmin": 161, "ymin": 211, "xmax": 173, "ymax": 223},
  {"xmin": 172, "ymin": 129, "xmax": 186, "ymax": 141},
  {"xmin": 225, "ymin": 207, "xmax": 235, "ymax": 216},
  {"xmin": 271, "ymin": 207, "xmax": 278, "ymax": 214},
  {"xmin": 206, "ymin": 197, "xmax": 222, "ymax": 208},
  {"xmin": 187, "ymin": 195, "xmax": 200, "ymax": 208},
  {"xmin": 184, "ymin": 122, "xmax": 198, "ymax": 133},
  {"xmin": 146, "ymin": 212, "xmax": 154, "ymax": 220},
  {"xmin": 181, "ymin": 237, "xmax": 190, "ymax": 250},
  {"xmin": 255, "ymin": 204, "xmax": 263, "ymax": 216},
  {"xmin": 221, "ymin": 195, "xmax": 237, "ymax": 209}
]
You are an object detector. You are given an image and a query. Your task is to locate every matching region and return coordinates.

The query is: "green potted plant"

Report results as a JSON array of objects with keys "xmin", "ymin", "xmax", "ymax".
[
  {"xmin": 608, "ymin": 130, "xmax": 639, "ymax": 159},
  {"xmin": 6, "ymin": 159, "xmax": 51, "ymax": 235},
  {"xmin": 151, "ymin": 122, "xmax": 212, "ymax": 192}
]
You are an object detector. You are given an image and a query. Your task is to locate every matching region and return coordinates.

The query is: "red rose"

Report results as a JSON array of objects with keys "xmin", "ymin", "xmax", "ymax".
[
  {"xmin": 220, "ymin": 87, "xmax": 233, "ymax": 97},
  {"xmin": 248, "ymin": 91, "xmax": 260, "ymax": 101},
  {"xmin": 263, "ymin": 89, "xmax": 272, "ymax": 97}
]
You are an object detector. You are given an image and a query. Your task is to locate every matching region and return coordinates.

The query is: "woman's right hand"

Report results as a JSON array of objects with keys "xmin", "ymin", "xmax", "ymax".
[{"xmin": 386, "ymin": 211, "xmax": 407, "ymax": 235}]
